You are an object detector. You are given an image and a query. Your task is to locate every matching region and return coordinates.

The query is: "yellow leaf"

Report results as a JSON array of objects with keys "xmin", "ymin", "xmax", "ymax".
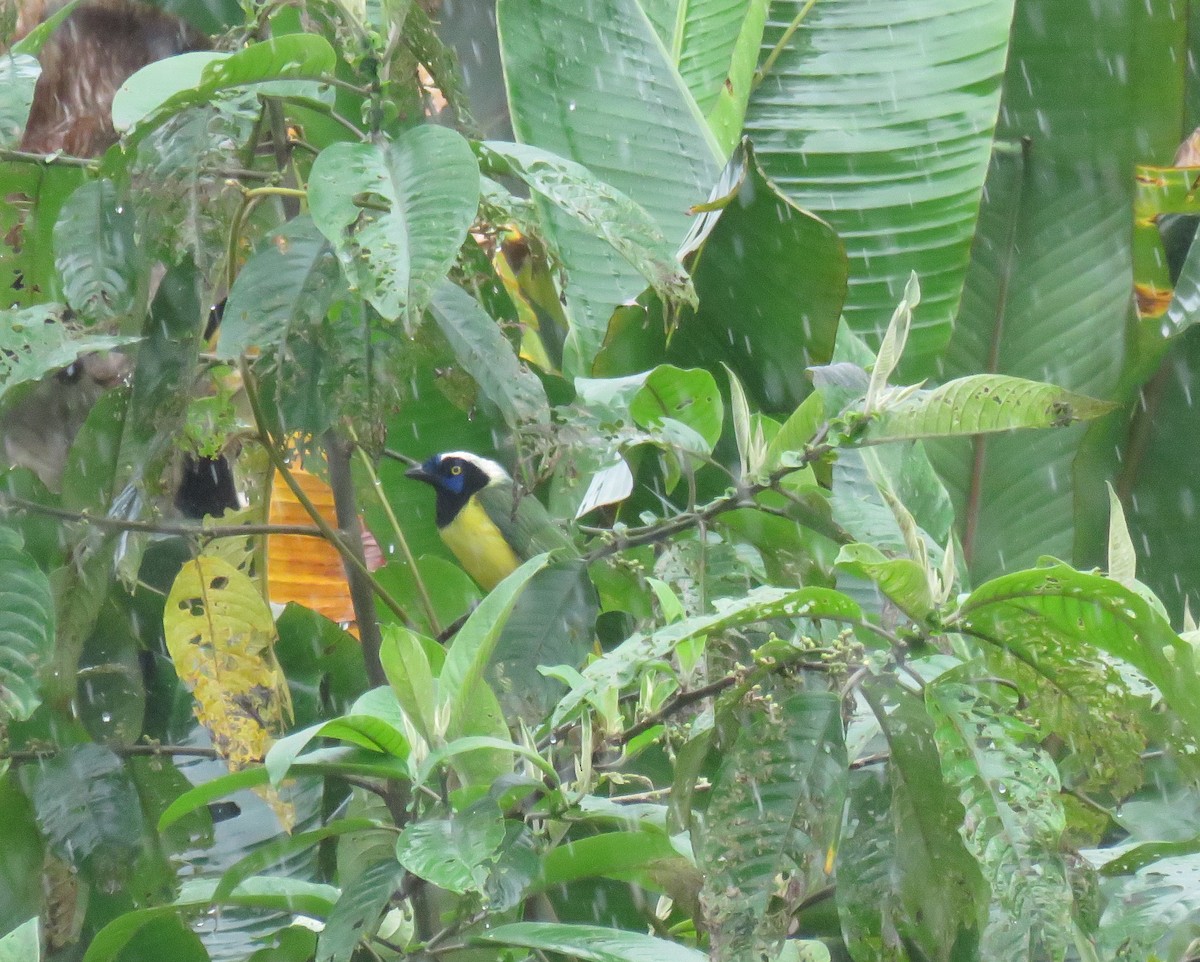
[
  {"xmin": 164, "ymin": 556, "xmax": 293, "ymax": 767},
  {"xmin": 267, "ymin": 466, "xmax": 356, "ymax": 627}
]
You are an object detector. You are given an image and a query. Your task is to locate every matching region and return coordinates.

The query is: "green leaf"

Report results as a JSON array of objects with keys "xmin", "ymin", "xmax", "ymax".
[
  {"xmin": 745, "ymin": 0, "xmax": 1016, "ymax": 376},
  {"xmin": 1089, "ymin": 852, "xmax": 1200, "ymax": 958},
  {"xmin": 308, "ymin": 128, "xmax": 479, "ymax": 327},
  {"xmin": 534, "ymin": 830, "xmax": 689, "ymax": 892},
  {"xmin": 428, "ymin": 280, "xmax": 550, "ymax": 427},
  {"xmin": 598, "ymin": 141, "xmax": 846, "ymax": 413},
  {"xmin": 1106, "ymin": 482, "xmax": 1136, "ymax": 586},
  {"xmin": 629, "ymin": 364, "xmax": 723, "ymax": 452},
  {"xmin": 932, "ymin": 8, "xmax": 1159, "ymax": 580},
  {"xmin": 831, "ymin": 443, "xmax": 953, "ymax": 561},
  {"xmin": 53, "ymin": 179, "xmax": 145, "ymax": 324},
  {"xmin": 956, "ymin": 563, "xmax": 1200, "ymax": 744},
  {"xmin": 479, "ymin": 141, "xmax": 696, "ymax": 310},
  {"xmin": 215, "ymin": 817, "xmax": 385, "ymax": 903},
  {"xmin": 863, "ymin": 374, "xmax": 1114, "ymax": 443},
  {"xmin": 764, "ymin": 390, "xmax": 824, "ymax": 473},
  {"xmin": 0, "ymin": 779, "xmax": 44, "ymax": 935},
  {"xmin": 1166, "ymin": 219, "xmax": 1200, "ymax": 336},
  {"xmin": 475, "ymin": 921, "xmax": 709, "ymax": 962},
  {"xmin": 20, "ymin": 743, "xmax": 143, "ymax": 868},
  {"xmin": 395, "ymin": 803, "xmax": 506, "ymax": 895},
  {"xmin": 835, "ymin": 767, "xmax": 897, "ymax": 960},
  {"xmin": 316, "ymin": 859, "xmax": 404, "ymax": 962},
  {"xmin": 0, "ymin": 160, "xmax": 84, "ymax": 310},
  {"xmin": 111, "ymin": 52, "xmax": 225, "ymax": 132},
  {"xmin": 498, "ymin": 0, "xmax": 722, "ymax": 375},
  {"xmin": 1120, "ymin": 333, "xmax": 1200, "ymax": 618},
  {"xmin": 835, "ymin": 543, "xmax": 933, "ymax": 621},
  {"xmin": 217, "ymin": 215, "xmax": 342, "ymax": 360},
  {"xmin": 0, "ymin": 53, "xmax": 38, "ymax": 148},
  {"xmin": 439, "ymin": 553, "xmax": 550, "ymax": 733},
  {"xmin": 701, "ymin": 691, "xmax": 846, "ymax": 961},
  {"xmin": 0, "ymin": 918, "xmax": 38, "ymax": 962},
  {"xmin": 265, "ymin": 715, "xmax": 411, "ymax": 785},
  {"xmin": 159, "ymin": 748, "xmax": 407, "ymax": 831},
  {"xmin": 926, "ymin": 674, "xmax": 1075, "ymax": 959},
  {"xmin": 724, "ymin": 364, "xmax": 755, "ymax": 476},
  {"xmin": 84, "ymin": 877, "xmax": 340, "ymax": 962},
  {"xmin": 860, "ymin": 682, "xmax": 988, "ymax": 962},
  {"xmin": 111, "ymin": 35, "xmax": 337, "ymax": 142},
  {"xmin": 157, "ymin": 766, "xmax": 268, "ymax": 833},
  {"xmin": 374, "ymin": 556, "xmax": 479, "ymax": 638},
  {"xmin": 490, "ymin": 559, "xmax": 597, "ymax": 721},
  {"xmin": 864, "ymin": 271, "xmax": 920, "ymax": 413},
  {"xmin": 414, "ymin": 735, "xmax": 558, "ymax": 789},
  {"xmin": 697, "ymin": 2, "xmax": 770, "ymax": 153},
  {"xmin": 379, "ymin": 624, "xmax": 438, "ymax": 744},
  {"xmin": 0, "ymin": 528, "xmax": 53, "ymax": 722},
  {"xmin": 553, "ymin": 586, "xmax": 862, "ymax": 725}
]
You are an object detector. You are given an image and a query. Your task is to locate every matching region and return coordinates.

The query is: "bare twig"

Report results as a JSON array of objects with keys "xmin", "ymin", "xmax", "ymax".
[
  {"xmin": 0, "ymin": 147, "xmax": 98, "ymax": 169},
  {"xmin": 3, "ymin": 743, "xmax": 222, "ymax": 764},
  {"xmin": 0, "ymin": 492, "xmax": 322, "ymax": 539}
]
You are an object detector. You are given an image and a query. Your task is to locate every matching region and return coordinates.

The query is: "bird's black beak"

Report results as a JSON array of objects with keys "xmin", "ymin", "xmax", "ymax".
[{"xmin": 405, "ymin": 465, "xmax": 434, "ymax": 484}]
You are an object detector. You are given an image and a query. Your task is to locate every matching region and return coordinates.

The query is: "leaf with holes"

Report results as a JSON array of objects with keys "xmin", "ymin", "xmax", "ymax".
[
  {"xmin": 308, "ymin": 128, "xmax": 479, "ymax": 328},
  {"xmin": 863, "ymin": 374, "xmax": 1114, "ymax": 443},
  {"xmin": 700, "ymin": 691, "xmax": 846, "ymax": 961},
  {"xmin": 164, "ymin": 555, "xmax": 292, "ymax": 768},
  {"xmin": 956, "ymin": 562, "xmax": 1200, "ymax": 744}
]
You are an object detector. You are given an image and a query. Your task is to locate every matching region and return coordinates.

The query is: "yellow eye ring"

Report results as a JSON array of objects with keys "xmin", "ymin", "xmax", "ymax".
[{"xmin": 450, "ymin": 464, "xmax": 463, "ymax": 475}]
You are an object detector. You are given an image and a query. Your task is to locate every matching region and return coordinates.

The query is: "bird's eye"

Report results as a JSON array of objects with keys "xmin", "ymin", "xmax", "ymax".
[{"xmin": 450, "ymin": 464, "xmax": 463, "ymax": 476}]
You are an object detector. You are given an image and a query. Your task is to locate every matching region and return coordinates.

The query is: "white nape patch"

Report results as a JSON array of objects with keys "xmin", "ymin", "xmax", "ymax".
[{"xmin": 439, "ymin": 450, "xmax": 511, "ymax": 484}]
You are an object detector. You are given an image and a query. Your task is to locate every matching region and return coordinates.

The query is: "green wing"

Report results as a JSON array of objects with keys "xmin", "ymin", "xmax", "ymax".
[{"xmin": 478, "ymin": 480, "xmax": 577, "ymax": 561}]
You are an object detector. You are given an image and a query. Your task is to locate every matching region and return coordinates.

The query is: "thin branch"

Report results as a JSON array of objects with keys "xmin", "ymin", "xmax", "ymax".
[
  {"xmin": 382, "ymin": 448, "xmax": 421, "ymax": 468},
  {"xmin": 609, "ymin": 780, "xmax": 710, "ymax": 803},
  {"xmin": 4, "ymin": 743, "xmax": 221, "ymax": 764},
  {"xmin": 613, "ymin": 657, "xmax": 839, "ymax": 749},
  {"xmin": 319, "ymin": 74, "xmax": 372, "ymax": 96},
  {"xmin": 351, "ymin": 435, "xmax": 441, "ymax": 635},
  {"xmin": 0, "ymin": 493, "xmax": 322, "ymax": 539},
  {"xmin": 849, "ymin": 751, "xmax": 889, "ymax": 770},
  {"xmin": 435, "ymin": 610, "xmax": 471, "ymax": 644},
  {"xmin": 615, "ymin": 674, "xmax": 744, "ymax": 746},
  {"xmin": 585, "ymin": 429, "xmax": 834, "ymax": 562},
  {"xmin": 423, "ymin": 909, "xmax": 489, "ymax": 953},
  {"xmin": 754, "ymin": 0, "xmax": 820, "ymax": 89},
  {"xmin": 0, "ymin": 147, "xmax": 98, "ymax": 169},
  {"xmin": 839, "ymin": 664, "xmax": 870, "ymax": 699}
]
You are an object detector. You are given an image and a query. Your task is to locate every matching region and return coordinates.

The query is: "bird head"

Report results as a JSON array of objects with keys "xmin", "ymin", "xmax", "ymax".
[{"xmin": 405, "ymin": 451, "xmax": 508, "ymax": 499}]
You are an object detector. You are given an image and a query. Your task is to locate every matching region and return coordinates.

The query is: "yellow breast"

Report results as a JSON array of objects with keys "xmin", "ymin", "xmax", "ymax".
[{"xmin": 438, "ymin": 496, "xmax": 521, "ymax": 591}]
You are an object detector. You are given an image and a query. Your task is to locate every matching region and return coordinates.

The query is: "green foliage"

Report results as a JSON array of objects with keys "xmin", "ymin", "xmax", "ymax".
[
  {"xmin": 3, "ymin": 0, "xmax": 1200, "ymax": 959},
  {"xmin": 0, "ymin": 529, "xmax": 54, "ymax": 724}
]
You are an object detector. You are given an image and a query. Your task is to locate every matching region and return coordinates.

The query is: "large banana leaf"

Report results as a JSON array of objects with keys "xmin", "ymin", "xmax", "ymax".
[
  {"xmin": 928, "ymin": 0, "xmax": 1189, "ymax": 584},
  {"xmin": 743, "ymin": 0, "xmax": 1015, "ymax": 377},
  {"xmin": 498, "ymin": 0, "xmax": 739, "ymax": 375}
]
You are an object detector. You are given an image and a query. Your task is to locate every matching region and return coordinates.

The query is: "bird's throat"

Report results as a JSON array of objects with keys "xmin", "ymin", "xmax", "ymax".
[{"xmin": 438, "ymin": 496, "xmax": 521, "ymax": 591}]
